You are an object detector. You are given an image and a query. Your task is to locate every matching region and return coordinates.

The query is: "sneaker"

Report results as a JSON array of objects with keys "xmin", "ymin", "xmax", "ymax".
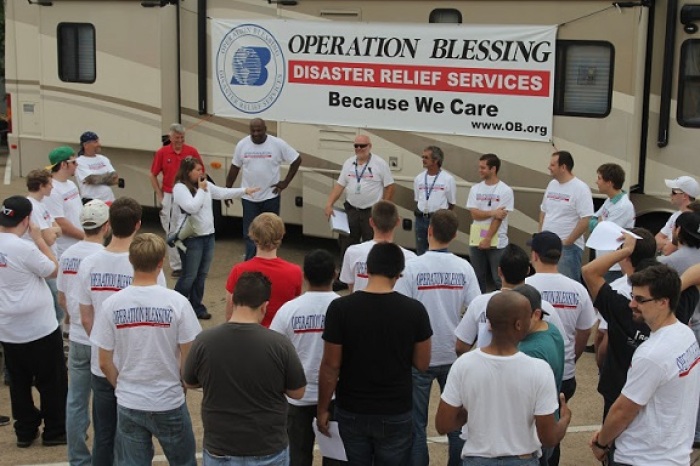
[
  {"xmin": 197, "ymin": 312, "xmax": 212, "ymax": 320},
  {"xmin": 17, "ymin": 432, "xmax": 38, "ymax": 448},
  {"xmin": 42, "ymin": 434, "xmax": 67, "ymax": 447},
  {"xmin": 0, "ymin": 415, "xmax": 9, "ymax": 426},
  {"xmin": 171, "ymin": 269, "xmax": 182, "ymax": 278}
]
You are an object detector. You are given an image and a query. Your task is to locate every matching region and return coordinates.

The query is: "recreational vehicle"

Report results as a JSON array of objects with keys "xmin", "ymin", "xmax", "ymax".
[{"xmin": 5, "ymin": 0, "xmax": 698, "ymax": 254}]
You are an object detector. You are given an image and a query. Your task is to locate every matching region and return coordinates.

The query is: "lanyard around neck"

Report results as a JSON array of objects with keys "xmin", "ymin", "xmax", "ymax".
[
  {"xmin": 424, "ymin": 170, "xmax": 441, "ymax": 201},
  {"xmin": 355, "ymin": 154, "xmax": 372, "ymax": 184}
]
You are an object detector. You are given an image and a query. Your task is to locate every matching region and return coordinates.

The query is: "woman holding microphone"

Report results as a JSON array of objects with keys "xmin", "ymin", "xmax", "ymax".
[{"xmin": 172, "ymin": 157, "xmax": 258, "ymax": 319}]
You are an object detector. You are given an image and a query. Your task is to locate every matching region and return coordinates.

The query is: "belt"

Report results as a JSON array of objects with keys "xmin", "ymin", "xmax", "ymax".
[
  {"xmin": 414, "ymin": 209, "xmax": 432, "ymax": 218},
  {"xmin": 344, "ymin": 201, "xmax": 371, "ymax": 212}
]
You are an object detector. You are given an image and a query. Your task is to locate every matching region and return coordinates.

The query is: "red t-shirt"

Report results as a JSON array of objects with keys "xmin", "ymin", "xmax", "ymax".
[
  {"xmin": 150, "ymin": 144, "xmax": 203, "ymax": 193},
  {"xmin": 225, "ymin": 257, "xmax": 303, "ymax": 327}
]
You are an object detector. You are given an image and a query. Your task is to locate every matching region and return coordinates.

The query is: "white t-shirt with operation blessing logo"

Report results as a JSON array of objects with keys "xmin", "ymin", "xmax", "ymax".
[
  {"xmin": 270, "ymin": 291, "xmax": 340, "ymax": 407},
  {"xmin": 615, "ymin": 321, "xmax": 700, "ymax": 466},
  {"xmin": 414, "ymin": 169, "xmax": 457, "ymax": 214},
  {"xmin": 0, "ymin": 233, "xmax": 57, "ymax": 343},
  {"xmin": 394, "ymin": 251, "xmax": 480, "ymax": 366},
  {"xmin": 540, "ymin": 177, "xmax": 594, "ymax": 250},
  {"xmin": 340, "ymin": 239, "xmax": 415, "ymax": 291},
  {"xmin": 56, "ymin": 240, "xmax": 105, "ymax": 346},
  {"xmin": 337, "ymin": 155, "xmax": 394, "ymax": 209},
  {"xmin": 91, "ymin": 285, "xmax": 201, "ymax": 412},
  {"xmin": 75, "ymin": 154, "xmax": 116, "ymax": 202},
  {"xmin": 78, "ymin": 250, "xmax": 166, "ymax": 378},
  {"xmin": 466, "ymin": 180, "xmax": 515, "ymax": 249},
  {"xmin": 525, "ymin": 273, "xmax": 596, "ymax": 380},
  {"xmin": 232, "ymin": 135, "xmax": 299, "ymax": 202},
  {"xmin": 44, "ymin": 178, "xmax": 83, "ymax": 257}
]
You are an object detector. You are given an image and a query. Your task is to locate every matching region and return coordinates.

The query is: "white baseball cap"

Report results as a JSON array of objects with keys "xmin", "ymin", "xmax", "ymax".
[
  {"xmin": 665, "ymin": 176, "xmax": 700, "ymax": 198},
  {"xmin": 80, "ymin": 200, "xmax": 110, "ymax": 228}
]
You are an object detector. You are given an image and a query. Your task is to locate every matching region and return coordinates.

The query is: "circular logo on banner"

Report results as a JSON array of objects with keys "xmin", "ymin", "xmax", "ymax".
[{"xmin": 216, "ymin": 24, "xmax": 285, "ymax": 114}]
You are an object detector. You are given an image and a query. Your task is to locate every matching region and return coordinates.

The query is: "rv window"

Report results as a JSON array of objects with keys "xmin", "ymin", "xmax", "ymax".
[
  {"xmin": 678, "ymin": 40, "xmax": 700, "ymax": 127},
  {"xmin": 57, "ymin": 23, "xmax": 96, "ymax": 84},
  {"xmin": 554, "ymin": 41, "xmax": 613, "ymax": 118},
  {"xmin": 429, "ymin": 9, "xmax": 462, "ymax": 24}
]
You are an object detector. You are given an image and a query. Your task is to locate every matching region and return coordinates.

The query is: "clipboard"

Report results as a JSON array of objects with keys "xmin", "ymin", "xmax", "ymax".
[
  {"xmin": 469, "ymin": 224, "xmax": 498, "ymax": 248},
  {"xmin": 329, "ymin": 209, "xmax": 351, "ymax": 235}
]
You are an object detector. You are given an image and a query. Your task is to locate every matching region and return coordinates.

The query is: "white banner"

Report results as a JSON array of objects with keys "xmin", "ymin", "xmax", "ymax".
[{"xmin": 212, "ymin": 20, "xmax": 557, "ymax": 142}]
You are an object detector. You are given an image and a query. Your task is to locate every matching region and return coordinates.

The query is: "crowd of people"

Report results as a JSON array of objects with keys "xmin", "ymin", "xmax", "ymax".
[{"xmin": 1, "ymin": 120, "xmax": 700, "ymax": 466}]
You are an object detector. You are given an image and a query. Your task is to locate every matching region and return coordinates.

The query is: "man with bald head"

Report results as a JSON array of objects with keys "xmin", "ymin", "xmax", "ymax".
[
  {"xmin": 226, "ymin": 118, "xmax": 302, "ymax": 260},
  {"xmin": 324, "ymin": 135, "xmax": 395, "ymax": 289},
  {"xmin": 436, "ymin": 291, "xmax": 571, "ymax": 465}
]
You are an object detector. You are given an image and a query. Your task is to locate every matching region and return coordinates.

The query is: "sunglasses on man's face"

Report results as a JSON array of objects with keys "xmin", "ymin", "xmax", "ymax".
[{"xmin": 354, "ymin": 144, "xmax": 369, "ymax": 149}]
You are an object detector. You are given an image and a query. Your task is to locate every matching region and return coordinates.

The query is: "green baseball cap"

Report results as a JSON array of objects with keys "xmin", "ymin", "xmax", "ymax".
[{"xmin": 46, "ymin": 146, "xmax": 75, "ymax": 169}]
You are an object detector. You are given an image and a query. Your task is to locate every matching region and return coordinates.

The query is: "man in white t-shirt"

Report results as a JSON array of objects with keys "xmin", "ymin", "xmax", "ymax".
[
  {"xmin": 75, "ymin": 131, "xmax": 118, "ymax": 203},
  {"xmin": 589, "ymin": 163, "xmax": 635, "ymax": 283},
  {"xmin": 325, "ymin": 135, "xmax": 395, "ymax": 289},
  {"xmin": 539, "ymin": 151, "xmax": 594, "ymax": 282},
  {"xmin": 455, "ymin": 244, "xmax": 570, "ymax": 358},
  {"xmin": 92, "ymin": 233, "xmax": 201, "ymax": 465},
  {"xmin": 26, "ymin": 169, "xmax": 64, "ymax": 324},
  {"xmin": 0, "ymin": 196, "xmax": 67, "ymax": 448},
  {"xmin": 526, "ymin": 231, "xmax": 596, "ymax": 403},
  {"xmin": 467, "ymin": 153, "xmax": 515, "ymax": 292},
  {"xmin": 340, "ymin": 200, "xmax": 415, "ymax": 293},
  {"xmin": 591, "ymin": 264, "xmax": 700, "ymax": 466},
  {"xmin": 44, "ymin": 146, "xmax": 85, "ymax": 258},
  {"xmin": 270, "ymin": 249, "xmax": 342, "ymax": 466},
  {"xmin": 656, "ymin": 175, "xmax": 700, "ymax": 255},
  {"xmin": 57, "ymin": 200, "xmax": 110, "ymax": 466},
  {"xmin": 436, "ymin": 291, "xmax": 571, "ymax": 465},
  {"xmin": 226, "ymin": 118, "xmax": 302, "ymax": 260},
  {"xmin": 77, "ymin": 197, "xmax": 166, "ymax": 466},
  {"xmin": 413, "ymin": 146, "xmax": 456, "ymax": 256},
  {"xmin": 394, "ymin": 210, "xmax": 479, "ymax": 466}
]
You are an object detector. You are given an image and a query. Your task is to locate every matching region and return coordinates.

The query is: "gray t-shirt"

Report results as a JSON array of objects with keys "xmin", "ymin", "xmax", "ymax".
[
  {"xmin": 183, "ymin": 322, "xmax": 306, "ymax": 456},
  {"xmin": 658, "ymin": 245, "xmax": 700, "ymax": 275}
]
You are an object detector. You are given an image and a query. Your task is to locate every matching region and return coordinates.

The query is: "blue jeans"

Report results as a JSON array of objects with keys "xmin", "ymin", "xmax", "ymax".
[
  {"xmin": 203, "ymin": 446, "xmax": 289, "ymax": 465},
  {"xmin": 117, "ymin": 403, "xmax": 196, "ymax": 466},
  {"xmin": 411, "ymin": 366, "xmax": 464, "ymax": 466},
  {"xmin": 469, "ymin": 247, "xmax": 504, "ymax": 292},
  {"xmin": 557, "ymin": 245, "xmax": 582, "ymax": 283},
  {"xmin": 67, "ymin": 342, "xmax": 92, "ymax": 466},
  {"xmin": 242, "ymin": 197, "xmax": 281, "ymax": 261},
  {"xmin": 176, "ymin": 234, "xmax": 215, "ymax": 317},
  {"xmin": 463, "ymin": 456, "xmax": 538, "ymax": 466},
  {"xmin": 336, "ymin": 406, "xmax": 412, "ymax": 466},
  {"xmin": 45, "ymin": 277, "xmax": 65, "ymax": 324},
  {"xmin": 414, "ymin": 215, "xmax": 430, "ymax": 256},
  {"xmin": 92, "ymin": 374, "xmax": 119, "ymax": 466}
]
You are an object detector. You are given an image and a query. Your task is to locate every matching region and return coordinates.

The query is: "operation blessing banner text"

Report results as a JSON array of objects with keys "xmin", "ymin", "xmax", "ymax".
[{"xmin": 212, "ymin": 20, "xmax": 557, "ymax": 142}]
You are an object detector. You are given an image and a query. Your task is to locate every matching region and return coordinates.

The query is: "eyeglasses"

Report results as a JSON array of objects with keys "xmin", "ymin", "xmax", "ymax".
[
  {"xmin": 671, "ymin": 190, "xmax": 684, "ymax": 195},
  {"xmin": 631, "ymin": 294, "xmax": 657, "ymax": 304},
  {"xmin": 354, "ymin": 144, "xmax": 369, "ymax": 149}
]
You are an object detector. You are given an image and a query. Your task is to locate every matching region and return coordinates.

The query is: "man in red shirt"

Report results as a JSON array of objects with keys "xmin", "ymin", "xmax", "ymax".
[
  {"xmin": 148, "ymin": 123, "xmax": 203, "ymax": 277},
  {"xmin": 225, "ymin": 213, "xmax": 302, "ymax": 327}
]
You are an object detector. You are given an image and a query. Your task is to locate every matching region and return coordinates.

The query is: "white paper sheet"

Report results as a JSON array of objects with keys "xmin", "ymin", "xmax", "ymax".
[
  {"xmin": 312, "ymin": 420, "xmax": 348, "ymax": 461},
  {"xmin": 329, "ymin": 209, "xmax": 351, "ymax": 235},
  {"xmin": 585, "ymin": 220, "xmax": 641, "ymax": 251}
]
